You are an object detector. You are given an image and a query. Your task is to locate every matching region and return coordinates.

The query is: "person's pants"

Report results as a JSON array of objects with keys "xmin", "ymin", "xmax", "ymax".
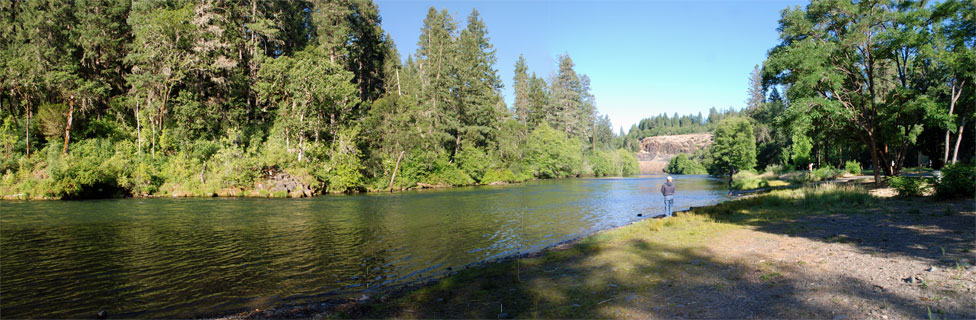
[{"xmin": 664, "ymin": 195, "xmax": 674, "ymax": 217}]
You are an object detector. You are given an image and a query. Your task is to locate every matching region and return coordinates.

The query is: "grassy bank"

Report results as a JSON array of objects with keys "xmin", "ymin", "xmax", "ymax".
[{"xmin": 232, "ymin": 183, "xmax": 975, "ymax": 319}]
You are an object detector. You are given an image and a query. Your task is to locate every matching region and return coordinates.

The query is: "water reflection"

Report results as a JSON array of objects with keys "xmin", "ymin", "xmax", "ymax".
[{"xmin": 0, "ymin": 175, "xmax": 727, "ymax": 318}]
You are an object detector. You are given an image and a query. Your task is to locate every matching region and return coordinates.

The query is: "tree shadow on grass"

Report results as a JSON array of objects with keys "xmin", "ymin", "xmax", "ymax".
[
  {"xmin": 356, "ymin": 234, "xmax": 973, "ymax": 319},
  {"xmin": 697, "ymin": 188, "xmax": 976, "ymax": 268}
]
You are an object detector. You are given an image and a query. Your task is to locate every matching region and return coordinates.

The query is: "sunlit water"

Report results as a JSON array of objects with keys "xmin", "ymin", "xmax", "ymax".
[{"xmin": 1, "ymin": 175, "xmax": 728, "ymax": 318}]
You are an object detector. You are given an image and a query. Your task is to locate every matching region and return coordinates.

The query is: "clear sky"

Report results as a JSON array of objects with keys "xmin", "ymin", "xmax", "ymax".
[{"xmin": 375, "ymin": 0, "xmax": 807, "ymax": 133}]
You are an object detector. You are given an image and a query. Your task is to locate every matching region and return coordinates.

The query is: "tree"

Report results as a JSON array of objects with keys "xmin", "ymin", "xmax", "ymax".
[
  {"xmin": 549, "ymin": 54, "xmax": 583, "ymax": 135},
  {"xmin": 125, "ymin": 2, "xmax": 197, "ymax": 157},
  {"xmin": 454, "ymin": 9, "xmax": 503, "ymax": 154},
  {"xmin": 512, "ymin": 54, "xmax": 530, "ymax": 124},
  {"xmin": 415, "ymin": 7, "xmax": 458, "ymax": 155},
  {"xmin": 765, "ymin": 0, "xmax": 896, "ymax": 183},
  {"xmin": 746, "ymin": 64, "xmax": 765, "ymax": 111},
  {"xmin": 707, "ymin": 117, "xmax": 756, "ymax": 189},
  {"xmin": 931, "ymin": 0, "xmax": 975, "ymax": 166}
]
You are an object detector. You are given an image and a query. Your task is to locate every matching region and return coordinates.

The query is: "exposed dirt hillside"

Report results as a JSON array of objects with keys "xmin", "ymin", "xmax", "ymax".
[{"xmin": 637, "ymin": 133, "xmax": 712, "ymax": 174}]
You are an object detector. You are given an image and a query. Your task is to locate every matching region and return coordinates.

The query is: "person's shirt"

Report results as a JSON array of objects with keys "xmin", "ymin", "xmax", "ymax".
[{"xmin": 661, "ymin": 181, "xmax": 675, "ymax": 196}]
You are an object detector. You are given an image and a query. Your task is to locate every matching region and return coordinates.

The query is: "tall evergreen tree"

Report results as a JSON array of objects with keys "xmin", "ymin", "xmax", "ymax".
[{"xmin": 512, "ymin": 54, "xmax": 530, "ymax": 124}]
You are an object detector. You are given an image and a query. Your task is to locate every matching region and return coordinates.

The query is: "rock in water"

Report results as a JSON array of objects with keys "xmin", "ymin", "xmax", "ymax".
[{"xmin": 96, "ymin": 310, "xmax": 107, "ymax": 319}]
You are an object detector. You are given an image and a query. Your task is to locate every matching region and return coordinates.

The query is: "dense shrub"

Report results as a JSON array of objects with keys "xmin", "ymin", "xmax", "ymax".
[
  {"xmin": 764, "ymin": 164, "xmax": 788, "ymax": 175},
  {"xmin": 935, "ymin": 163, "xmax": 975, "ymax": 199},
  {"xmin": 46, "ymin": 139, "xmax": 126, "ymax": 199},
  {"xmin": 844, "ymin": 160, "xmax": 862, "ymax": 175},
  {"xmin": 665, "ymin": 153, "xmax": 707, "ymax": 175},
  {"xmin": 617, "ymin": 149, "xmax": 640, "ymax": 176},
  {"xmin": 731, "ymin": 170, "xmax": 768, "ymax": 190},
  {"xmin": 522, "ymin": 123, "xmax": 582, "ymax": 178},
  {"xmin": 589, "ymin": 150, "xmax": 614, "ymax": 176},
  {"xmin": 888, "ymin": 176, "xmax": 924, "ymax": 197},
  {"xmin": 457, "ymin": 145, "xmax": 491, "ymax": 182},
  {"xmin": 812, "ymin": 167, "xmax": 844, "ymax": 181}
]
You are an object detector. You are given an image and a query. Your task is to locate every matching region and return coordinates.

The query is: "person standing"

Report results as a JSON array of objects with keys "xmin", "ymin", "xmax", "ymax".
[{"xmin": 661, "ymin": 176, "xmax": 676, "ymax": 217}]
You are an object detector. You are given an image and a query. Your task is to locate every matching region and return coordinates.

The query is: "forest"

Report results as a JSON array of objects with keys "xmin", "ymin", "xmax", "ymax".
[
  {"xmin": 660, "ymin": 0, "xmax": 973, "ymax": 196},
  {"xmin": 0, "ymin": 0, "xmax": 639, "ymax": 199}
]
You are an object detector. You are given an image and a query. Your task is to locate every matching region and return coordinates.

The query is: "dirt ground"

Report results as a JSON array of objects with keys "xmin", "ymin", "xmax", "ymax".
[{"xmin": 642, "ymin": 199, "xmax": 976, "ymax": 319}]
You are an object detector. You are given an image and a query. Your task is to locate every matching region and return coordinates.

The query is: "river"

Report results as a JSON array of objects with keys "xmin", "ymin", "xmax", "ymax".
[{"xmin": 0, "ymin": 175, "xmax": 728, "ymax": 318}]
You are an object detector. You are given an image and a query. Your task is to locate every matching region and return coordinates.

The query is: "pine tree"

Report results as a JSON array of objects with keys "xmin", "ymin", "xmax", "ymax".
[
  {"xmin": 746, "ymin": 64, "xmax": 764, "ymax": 111},
  {"xmin": 454, "ymin": 9, "xmax": 503, "ymax": 152},
  {"xmin": 513, "ymin": 54, "xmax": 530, "ymax": 124},
  {"xmin": 549, "ymin": 54, "xmax": 583, "ymax": 136}
]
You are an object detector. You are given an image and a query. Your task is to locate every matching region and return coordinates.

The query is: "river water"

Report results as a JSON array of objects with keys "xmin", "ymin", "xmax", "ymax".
[{"xmin": 0, "ymin": 175, "xmax": 728, "ymax": 318}]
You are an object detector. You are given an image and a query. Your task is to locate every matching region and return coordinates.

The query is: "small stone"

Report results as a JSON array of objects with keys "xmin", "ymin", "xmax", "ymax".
[
  {"xmin": 832, "ymin": 315, "xmax": 847, "ymax": 320},
  {"xmin": 96, "ymin": 310, "xmax": 108, "ymax": 319},
  {"xmin": 625, "ymin": 293, "xmax": 638, "ymax": 302},
  {"xmin": 927, "ymin": 266, "xmax": 937, "ymax": 272},
  {"xmin": 358, "ymin": 294, "xmax": 370, "ymax": 301}
]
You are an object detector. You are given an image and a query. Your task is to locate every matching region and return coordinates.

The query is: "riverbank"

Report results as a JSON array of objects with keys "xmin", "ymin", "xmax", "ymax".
[{"xmin": 221, "ymin": 184, "xmax": 975, "ymax": 319}]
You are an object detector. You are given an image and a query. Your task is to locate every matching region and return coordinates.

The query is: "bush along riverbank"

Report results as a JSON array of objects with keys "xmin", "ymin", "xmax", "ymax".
[
  {"xmin": 222, "ymin": 183, "xmax": 975, "ymax": 319},
  {"xmin": 0, "ymin": 123, "xmax": 640, "ymax": 200}
]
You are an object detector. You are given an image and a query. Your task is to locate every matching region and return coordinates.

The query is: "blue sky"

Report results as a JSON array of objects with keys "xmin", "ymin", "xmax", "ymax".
[{"xmin": 375, "ymin": 0, "xmax": 807, "ymax": 132}]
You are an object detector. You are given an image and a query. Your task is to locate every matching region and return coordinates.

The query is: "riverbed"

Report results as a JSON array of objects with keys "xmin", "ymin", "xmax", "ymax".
[{"xmin": 0, "ymin": 175, "xmax": 728, "ymax": 318}]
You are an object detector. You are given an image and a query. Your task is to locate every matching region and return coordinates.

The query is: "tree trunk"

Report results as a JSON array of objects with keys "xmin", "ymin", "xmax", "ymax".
[
  {"xmin": 452, "ymin": 134, "xmax": 461, "ymax": 162},
  {"xmin": 868, "ymin": 134, "xmax": 881, "ymax": 184},
  {"xmin": 135, "ymin": 100, "xmax": 142, "ymax": 155},
  {"xmin": 944, "ymin": 80, "xmax": 963, "ymax": 165},
  {"xmin": 62, "ymin": 95, "xmax": 74, "ymax": 155},
  {"xmin": 951, "ymin": 114, "xmax": 966, "ymax": 164},
  {"xmin": 388, "ymin": 151, "xmax": 405, "ymax": 192},
  {"xmin": 25, "ymin": 102, "xmax": 30, "ymax": 158}
]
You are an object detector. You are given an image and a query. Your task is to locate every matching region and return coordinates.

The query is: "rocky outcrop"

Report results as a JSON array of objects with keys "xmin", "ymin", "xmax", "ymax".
[
  {"xmin": 252, "ymin": 166, "xmax": 315, "ymax": 197},
  {"xmin": 637, "ymin": 133, "xmax": 712, "ymax": 173}
]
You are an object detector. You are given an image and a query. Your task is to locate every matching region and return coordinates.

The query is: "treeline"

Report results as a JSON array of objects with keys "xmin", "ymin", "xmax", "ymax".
[
  {"xmin": 0, "ymin": 1, "xmax": 636, "ymax": 199},
  {"xmin": 666, "ymin": 0, "xmax": 974, "ymax": 195}
]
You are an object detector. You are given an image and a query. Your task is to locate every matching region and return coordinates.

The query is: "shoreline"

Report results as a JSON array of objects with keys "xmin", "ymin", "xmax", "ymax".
[
  {"xmin": 1, "ymin": 173, "xmax": 695, "ymax": 201},
  {"xmin": 220, "ymin": 181, "xmax": 976, "ymax": 319},
  {"xmin": 215, "ymin": 182, "xmax": 976, "ymax": 319}
]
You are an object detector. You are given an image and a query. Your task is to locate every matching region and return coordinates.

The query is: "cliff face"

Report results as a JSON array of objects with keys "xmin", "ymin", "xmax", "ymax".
[{"xmin": 637, "ymin": 133, "xmax": 712, "ymax": 173}]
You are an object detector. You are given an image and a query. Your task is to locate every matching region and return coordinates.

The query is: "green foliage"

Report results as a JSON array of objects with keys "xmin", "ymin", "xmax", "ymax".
[
  {"xmin": 588, "ymin": 150, "xmax": 614, "ymax": 177},
  {"xmin": 707, "ymin": 117, "xmax": 757, "ymax": 179},
  {"xmin": 0, "ymin": 1, "xmax": 662, "ymax": 198},
  {"xmin": 0, "ymin": 115, "xmax": 19, "ymax": 163},
  {"xmin": 617, "ymin": 149, "xmax": 640, "ymax": 176},
  {"xmin": 764, "ymin": 164, "xmax": 788, "ymax": 175},
  {"xmin": 790, "ymin": 133, "xmax": 812, "ymax": 169},
  {"xmin": 889, "ymin": 176, "xmax": 925, "ymax": 198},
  {"xmin": 665, "ymin": 153, "xmax": 707, "ymax": 175},
  {"xmin": 731, "ymin": 171, "xmax": 769, "ymax": 190},
  {"xmin": 522, "ymin": 123, "xmax": 582, "ymax": 179},
  {"xmin": 844, "ymin": 160, "xmax": 862, "ymax": 175},
  {"xmin": 811, "ymin": 167, "xmax": 844, "ymax": 181},
  {"xmin": 935, "ymin": 163, "xmax": 975, "ymax": 199},
  {"xmin": 424, "ymin": 154, "xmax": 475, "ymax": 186},
  {"xmin": 319, "ymin": 126, "xmax": 365, "ymax": 193},
  {"xmin": 457, "ymin": 145, "xmax": 491, "ymax": 183}
]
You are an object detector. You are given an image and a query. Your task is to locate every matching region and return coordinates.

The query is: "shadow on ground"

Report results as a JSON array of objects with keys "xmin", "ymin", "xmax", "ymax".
[{"xmin": 344, "ymin": 189, "xmax": 975, "ymax": 319}]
